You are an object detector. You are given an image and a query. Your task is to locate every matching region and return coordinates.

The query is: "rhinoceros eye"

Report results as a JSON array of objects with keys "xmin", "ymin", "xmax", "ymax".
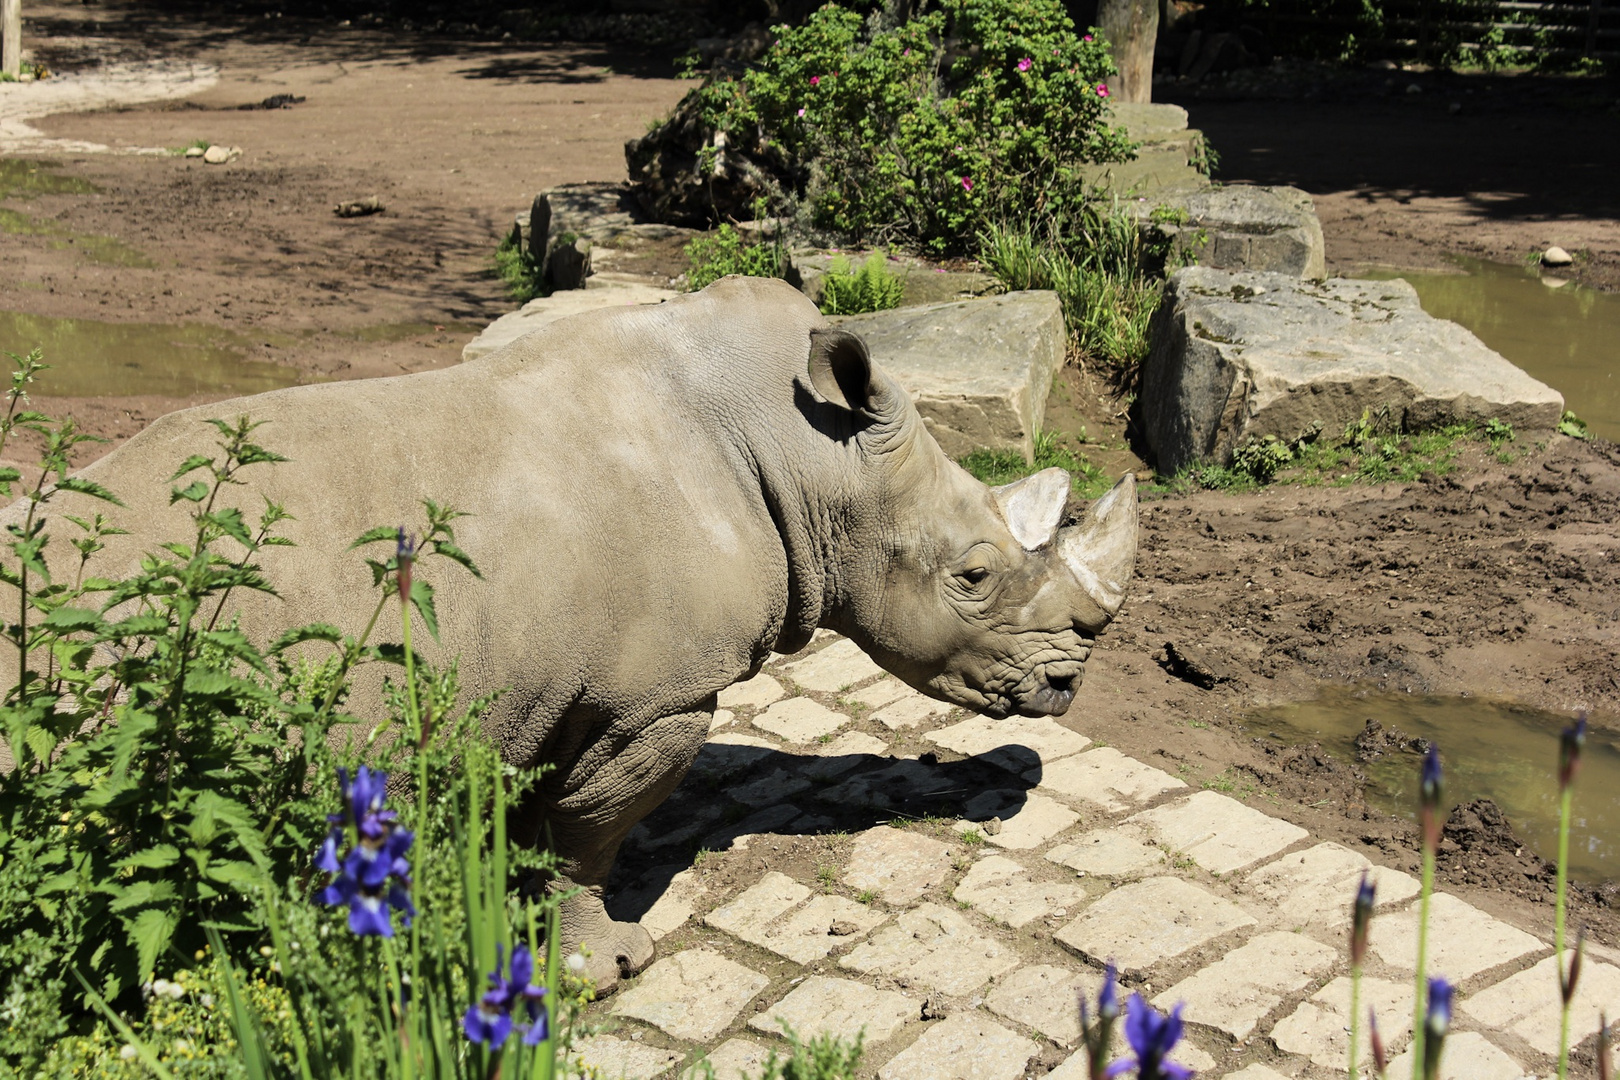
[{"xmin": 960, "ymin": 567, "xmax": 990, "ymax": 586}]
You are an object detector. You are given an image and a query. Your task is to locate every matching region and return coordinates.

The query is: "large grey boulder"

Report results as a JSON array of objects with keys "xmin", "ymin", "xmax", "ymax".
[
  {"xmin": 1141, "ymin": 267, "xmax": 1565, "ymax": 475},
  {"xmin": 831, "ymin": 291, "xmax": 1065, "ymax": 462},
  {"xmin": 1141, "ymin": 186, "xmax": 1326, "ymax": 279}
]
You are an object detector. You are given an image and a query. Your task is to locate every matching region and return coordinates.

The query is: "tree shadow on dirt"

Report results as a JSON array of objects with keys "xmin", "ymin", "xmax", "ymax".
[{"xmin": 604, "ymin": 743, "xmax": 1043, "ymax": 924}]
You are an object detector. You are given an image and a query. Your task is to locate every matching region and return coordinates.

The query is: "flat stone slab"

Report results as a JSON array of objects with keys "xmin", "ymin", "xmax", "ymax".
[
  {"xmin": 984, "ymin": 964, "xmax": 1091, "ymax": 1045},
  {"xmin": 1046, "ymin": 1035, "xmax": 1215, "ymax": 1078},
  {"xmin": 1151, "ymin": 931, "xmax": 1337, "ymax": 1039},
  {"xmin": 718, "ymin": 673, "xmax": 786, "ymax": 710},
  {"xmin": 1270, "ymin": 976, "xmax": 1414, "ymax": 1069},
  {"xmin": 841, "ymin": 903, "xmax": 1020, "ymax": 996},
  {"xmin": 818, "ymin": 759, "xmax": 959, "ymax": 810},
  {"xmin": 959, "ymin": 790, "xmax": 1080, "ymax": 850},
  {"xmin": 1241, "ymin": 841, "xmax": 1420, "ymax": 932},
  {"xmin": 1142, "ymin": 267, "xmax": 1566, "ymax": 474},
  {"xmin": 1136, "ymin": 185, "xmax": 1327, "ymax": 278},
  {"xmin": 790, "ymin": 250, "xmax": 999, "ymax": 311},
  {"xmin": 1126, "ymin": 790, "xmax": 1308, "ymax": 874},
  {"xmin": 727, "ymin": 768, "xmax": 811, "ymax": 807},
  {"xmin": 953, "ymin": 854, "xmax": 1085, "ymax": 929},
  {"xmin": 847, "ymin": 678, "xmax": 912, "ymax": 710},
  {"xmin": 1032, "ymin": 748, "xmax": 1188, "ymax": 814},
  {"xmin": 810, "ymin": 731, "xmax": 891, "ymax": 775},
  {"xmin": 705, "ymin": 871, "xmax": 809, "ymax": 940},
  {"xmin": 831, "ymin": 292, "xmax": 1066, "ymax": 462},
  {"xmin": 749, "ymin": 975, "xmax": 917, "ymax": 1044},
  {"xmin": 611, "ymin": 948, "xmax": 769, "ymax": 1042},
  {"xmin": 638, "ymin": 866, "xmax": 706, "ymax": 941},
  {"xmin": 1054, "ymin": 876, "xmax": 1256, "ymax": 975},
  {"xmin": 1217, "ymin": 1067, "xmax": 1292, "ymax": 1080},
  {"xmin": 926, "ymin": 715, "xmax": 1092, "ymax": 774},
  {"xmin": 570, "ymin": 1035, "xmax": 682, "ymax": 1078},
  {"xmin": 876, "ymin": 1012, "xmax": 1040, "ymax": 1080},
  {"xmin": 778, "ymin": 638, "xmax": 886, "ymax": 693},
  {"xmin": 873, "ymin": 694, "xmax": 955, "ymax": 731},
  {"xmin": 698, "ymin": 1038, "xmax": 776, "ymax": 1080},
  {"xmin": 1386, "ymin": 1031, "xmax": 1527, "ymax": 1080},
  {"xmin": 1370, "ymin": 891, "xmax": 1545, "ymax": 980},
  {"xmin": 752, "ymin": 698, "xmax": 850, "ymax": 743},
  {"xmin": 1461, "ymin": 951, "xmax": 1620, "ymax": 1056},
  {"xmin": 692, "ymin": 732, "xmax": 778, "ymax": 779},
  {"xmin": 843, "ymin": 826, "xmax": 954, "ymax": 904},
  {"xmin": 462, "ymin": 280, "xmax": 676, "ymax": 362},
  {"xmin": 1046, "ymin": 831, "xmax": 1166, "ymax": 878}
]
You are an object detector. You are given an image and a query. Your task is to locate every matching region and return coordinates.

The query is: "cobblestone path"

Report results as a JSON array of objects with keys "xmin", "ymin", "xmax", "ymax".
[{"xmin": 573, "ymin": 634, "xmax": 1618, "ymax": 1080}]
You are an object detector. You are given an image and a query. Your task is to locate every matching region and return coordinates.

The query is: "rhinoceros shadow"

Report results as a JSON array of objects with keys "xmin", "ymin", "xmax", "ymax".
[{"xmin": 604, "ymin": 742, "xmax": 1043, "ymax": 924}]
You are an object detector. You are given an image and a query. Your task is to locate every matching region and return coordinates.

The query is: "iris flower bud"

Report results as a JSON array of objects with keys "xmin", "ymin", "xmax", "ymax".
[
  {"xmin": 1559, "ymin": 714, "xmax": 1587, "ymax": 793},
  {"xmin": 1351, "ymin": 870, "xmax": 1376, "ymax": 967}
]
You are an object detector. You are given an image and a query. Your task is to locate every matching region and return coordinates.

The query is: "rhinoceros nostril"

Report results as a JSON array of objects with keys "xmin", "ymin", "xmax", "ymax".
[{"xmin": 1046, "ymin": 672, "xmax": 1075, "ymax": 694}]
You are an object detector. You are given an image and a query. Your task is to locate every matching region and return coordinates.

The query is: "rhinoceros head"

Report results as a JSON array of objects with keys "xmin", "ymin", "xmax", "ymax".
[{"xmin": 808, "ymin": 327, "xmax": 1137, "ymax": 719}]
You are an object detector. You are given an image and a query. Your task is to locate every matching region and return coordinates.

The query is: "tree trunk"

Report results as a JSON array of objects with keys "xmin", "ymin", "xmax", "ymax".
[
  {"xmin": 1098, "ymin": 0, "xmax": 1158, "ymax": 103},
  {"xmin": 1, "ymin": 0, "xmax": 19, "ymax": 81}
]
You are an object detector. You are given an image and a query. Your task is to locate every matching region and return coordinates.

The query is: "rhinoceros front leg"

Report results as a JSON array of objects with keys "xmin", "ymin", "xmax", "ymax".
[{"xmin": 533, "ymin": 698, "xmax": 713, "ymax": 993}]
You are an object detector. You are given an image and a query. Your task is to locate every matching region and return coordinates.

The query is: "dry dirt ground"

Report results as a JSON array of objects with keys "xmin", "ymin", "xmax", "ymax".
[{"xmin": 3, "ymin": 1, "xmax": 1618, "ymax": 949}]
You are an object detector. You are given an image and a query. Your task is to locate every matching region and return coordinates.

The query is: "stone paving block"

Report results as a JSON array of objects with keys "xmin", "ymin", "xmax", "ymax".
[
  {"xmin": 693, "ymin": 732, "xmax": 779, "ymax": 778},
  {"xmin": 705, "ymin": 871, "xmax": 809, "ymax": 940},
  {"xmin": 817, "ymin": 759, "xmax": 951, "ymax": 809},
  {"xmin": 1152, "ymin": 931, "xmax": 1337, "ymax": 1039},
  {"xmin": 1385, "ymin": 1031, "xmax": 1526, "ymax": 1080},
  {"xmin": 809, "ymin": 731, "xmax": 890, "ymax": 776},
  {"xmin": 927, "ymin": 714, "xmax": 1092, "ymax": 773},
  {"xmin": 874, "ymin": 695, "xmax": 955, "ymax": 731},
  {"xmin": 779, "ymin": 638, "xmax": 886, "ymax": 692},
  {"xmin": 958, "ymin": 790, "xmax": 1080, "ymax": 850},
  {"xmin": 639, "ymin": 867, "xmax": 706, "ymax": 941},
  {"xmin": 1216, "ymin": 1067, "xmax": 1291, "ymax": 1080},
  {"xmin": 843, "ymin": 825, "xmax": 954, "ymax": 904},
  {"xmin": 570, "ymin": 1035, "xmax": 682, "ymax": 1079},
  {"xmin": 612, "ymin": 948, "xmax": 769, "ymax": 1042},
  {"xmin": 718, "ymin": 673, "xmax": 786, "ymax": 710},
  {"xmin": 841, "ymin": 903, "xmax": 1021, "ymax": 996},
  {"xmin": 756, "ymin": 894, "xmax": 889, "ymax": 964},
  {"xmin": 692, "ymin": 1038, "xmax": 775, "ymax": 1080},
  {"xmin": 749, "ymin": 975, "xmax": 917, "ymax": 1044},
  {"xmin": 1033, "ymin": 748, "xmax": 1187, "ymax": 814},
  {"xmin": 1270, "ymin": 976, "xmax": 1413, "ymax": 1069},
  {"xmin": 847, "ymin": 677, "xmax": 912, "ymax": 710},
  {"xmin": 876, "ymin": 1011, "xmax": 1040, "ymax": 1080},
  {"xmin": 753, "ymin": 698, "xmax": 850, "ymax": 743},
  {"xmin": 710, "ymin": 709, "xmax": 735, "ymax": 731},
  {"xmin": 629, "ymin": 805, "xmax": 724, "ymax": 851},
  {"xmin": 953, "ymin": 854, "xmax": 1085, "ymax": 929},
  {"xmin": 1371, "ymin": 892, "xmax": 1546, "ymax": 979},
  {"xmin": 984, "ymin": 963, "xmax": 1089, "ymax": 1044},
  {"xmin": 706, "ymin": 804, "xmax": 803, "ymax": 852},
  {"xmin": 1046, "ymin": 831, "xmax": 1166, "ymax": 878},
  {"xmin": 1461, "ymin": 951, "xmax": 1620, "ymax": 1056},
  {"xmin": 1242, "ymin": 842, "xmax": 1421, "ymax": 932},
  {"xmin": 1055, "ymin": 876, "xmax": 1256, "ymax": 974},
  {"xmin": 726, "ymin": 768, "xmax": 812, "ymax": 807},
  {"xmin": 1128, "ymin": 791, "xmax": 1308, "ymax": 875}
]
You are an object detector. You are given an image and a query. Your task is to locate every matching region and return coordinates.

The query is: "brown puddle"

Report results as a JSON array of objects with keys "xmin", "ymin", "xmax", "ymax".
[
  {"xmin": 1248, "ymin": 686, "xmax": 1617, "ymax": 882},
  {"xmin": 1358, "ymin": 256, "xmax": 1620, "ymax": 443}
]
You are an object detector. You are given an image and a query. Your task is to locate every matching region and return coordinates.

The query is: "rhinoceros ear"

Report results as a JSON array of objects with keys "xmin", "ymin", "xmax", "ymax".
[
  {"xmin": 808, "ymin": 328, "xmax": 881, "ymax": 415},
  {"xmin": 991, "ymin": 467, "xmax": 1070, "ymax": 550}
]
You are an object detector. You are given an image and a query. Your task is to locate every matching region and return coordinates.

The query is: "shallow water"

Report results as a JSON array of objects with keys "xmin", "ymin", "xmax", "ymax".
[
  {"xmin": 1247, "ymin": 686, "xmax": 1619, "ymax": 882},
  {"xmin": 1359, "ymin": 257, "xmax": 1620, "ymax": 443},
  {"xmin": 0, "ymin": 159, "xmax": 151, "ymax": 267},
  {"xmin": 0, "ymin": 311, "xmax": 305, "ymax": 398}
]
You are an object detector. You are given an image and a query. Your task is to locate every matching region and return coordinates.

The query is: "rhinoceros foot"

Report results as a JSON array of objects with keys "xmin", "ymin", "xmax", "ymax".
[{"xmin": 559, "ymin": 883, "xmax": 655, "ymax": 996}]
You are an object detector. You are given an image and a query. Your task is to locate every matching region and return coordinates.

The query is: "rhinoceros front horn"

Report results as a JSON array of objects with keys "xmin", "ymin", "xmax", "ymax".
[{"xmin": 1057, "ymin": 474, "xmax": 1139, "ymax": 626}]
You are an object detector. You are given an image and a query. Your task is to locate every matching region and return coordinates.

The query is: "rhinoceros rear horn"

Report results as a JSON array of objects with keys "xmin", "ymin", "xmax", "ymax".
[
  {"xmin": 1057, "ymin": 474, "xmax": 1138, "ymax": 623},
  {"xmin": 991, "ymin": 467, "xmax": 1070, "ymax": 550},
  {"xmin": 808, "ymin": 328, "xmax": 882, "ymax": 416}
]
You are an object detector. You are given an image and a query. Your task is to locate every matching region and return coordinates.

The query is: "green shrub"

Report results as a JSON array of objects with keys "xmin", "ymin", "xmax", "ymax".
[
  {"xmin": 693, "ymin": 0, "xmax": 1132, "ymax": 254},
  {"xmin": 494, "ymin": 234, "xmax": 544, "ymax": 303},
  {"xmin": 684, "ymin": 223, "xmax": 787, "ymax": 291},
  {"xmin": 958, "ymin": 429, "xmax": 1111, "ymax": 498},
  {"xmin": 819, "ymin": 253, "xmax": 903, "ymax": 315}
]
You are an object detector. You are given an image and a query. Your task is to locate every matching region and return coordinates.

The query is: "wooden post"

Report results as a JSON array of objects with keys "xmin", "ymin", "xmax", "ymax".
[
  {"xmin": 1098, "ymin": 0, "xmax": 1160, "ymax": 102},
  {"xmin": 1, "ymin": 0, "xmax": 21, "ymax": 81}
]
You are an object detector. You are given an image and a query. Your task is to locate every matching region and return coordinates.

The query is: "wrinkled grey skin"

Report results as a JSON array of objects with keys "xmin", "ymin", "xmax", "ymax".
[{"xmin": 0, "ymin": 276, "xmax": 1137, "ymax": 989}]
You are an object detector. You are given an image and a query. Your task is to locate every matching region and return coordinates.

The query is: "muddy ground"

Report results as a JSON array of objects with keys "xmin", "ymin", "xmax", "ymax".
[{"xmin": 4, "ymin": 0, "xmax": 1619, "ymax": 954}]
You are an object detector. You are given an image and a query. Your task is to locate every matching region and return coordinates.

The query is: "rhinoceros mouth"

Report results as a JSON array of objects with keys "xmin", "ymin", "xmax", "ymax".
[{"xmin": 1013, "ymin": 655, "xmax": 1087, "ymax": 717}]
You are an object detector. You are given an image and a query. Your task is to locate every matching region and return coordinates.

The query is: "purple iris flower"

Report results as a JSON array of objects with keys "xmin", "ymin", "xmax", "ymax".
[
  {"xmin": 1108, "ymin": 994, "xmax": 1193, "ymax": 1080},
  {"xmin": 316, "ymin": 767, "xmax": 415, "ymax": 937},
  {"xmin": 1422, "ymin": 977, "xmax": 1454, "ymax": 1080},
  {"xmin": 463, "ymin": 944, "xmax": 551, "ymax": 1049}
]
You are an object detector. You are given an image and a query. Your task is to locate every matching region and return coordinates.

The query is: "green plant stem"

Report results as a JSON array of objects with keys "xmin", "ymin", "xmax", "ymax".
[
  {"xmin": 401, "ymin": 589, "xmax": 427, "ymax": 1061},
  {"xmin": 1349, "ymin": 962, "xmax": 1363, "ymax": 1078},
  {"xmin": 1410, "ymin": 847, "xmax": 1435, "ymax": 1080},
  {"xmin": 1556, "ymin": 783, "xmax": 1573, "ymax": 1080}
]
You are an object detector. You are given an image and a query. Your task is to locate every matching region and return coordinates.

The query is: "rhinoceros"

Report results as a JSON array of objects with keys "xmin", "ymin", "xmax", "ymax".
[{"xmin": 1, "ymin": 275, "xmax": 1137, "ymax": 988}]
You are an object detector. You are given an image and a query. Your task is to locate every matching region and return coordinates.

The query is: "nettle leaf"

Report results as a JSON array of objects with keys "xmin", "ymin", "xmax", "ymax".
[
  {"xmin": 349, "ymin": 526, "xmax": 398, "ymax": 550},
  {"xmin": 168, "ymin": 454, "xmax": 215, "ymax": 482},
  {"xmin": 106, "ymin": 879, "xmax": 177, "ymax": 913},
  {"xmin": 117, "ymin": 844, "xmax": 181, "ymax": 872},
  {"xmin": 206, "ymin": 860, "xmax": 267, "ymax": 888},
  {"xmin": 125, "ymin": 906, "xmax": 178, "ymax": 983},
  {"xmin": 55, "ymin": 477, "xmax": 125, "ymax": 506},
  {"xmin": 410, "ymin": 579, "xmax": 440, "ymax": 642},
  {"xmin": 102, "ymin": 613, "xmax": 170, "ymax": 638},
  {"xmin": 368, "ymin": 642, "xmax": 423, "ymax": 668},
  {"xmin": 205, "ymin": 506, "xmax": 253, "ymax": 548},
  {"xmin": 41, "ymin": 606, "xmax": 103, "ymax": 632},
  {"xmin": 268, "ymin": 623, "xmax": 344, "ymax": 653},
  {"xmin": 0, "ymin": 466, "xmax": 20, "ymax": 483},
  {"xmin": 235, "ymin": 443, "xmax": 289, "ymax": 468},
  {"xmin": 170, "ymin": 480, "xmax": 209, "ymax": 505},
  {"xmin": 430, "ymin": 539, "xmax": 483, "ymax": 578},
  {"xmin": 25, "ymin": 725, "xmax": 60, "ymax": 767}
]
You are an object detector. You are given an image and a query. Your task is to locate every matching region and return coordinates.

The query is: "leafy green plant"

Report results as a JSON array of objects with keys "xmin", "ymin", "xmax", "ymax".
[
  {"xmin": 1558, "ymin": 411, "xmax": 1590, "ymax": 440},
  {"xmin": 495, "ymin": 234, "xmax": 545, "ymax": 303},
  {"xmin": 958, "ymin": 429, "xmax": 1111, "ymax": 498},
  {"xmin": 684, "ymin": 223, "xmax": 786, "ymax": 291},
  {"xmin": 818, "ymin": 253, "xmax": 903, "ymax": 315}
]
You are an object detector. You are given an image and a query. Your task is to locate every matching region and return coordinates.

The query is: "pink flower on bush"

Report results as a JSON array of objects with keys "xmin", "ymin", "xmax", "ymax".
[
  {"xmin": 810, "ymin": 75, "xmax": 820, "ymax": 86},
  {"xmin": 961, "ymin": 176, "xmax": 974, "ymax": 192},
  {"xmin": 797, "ymin": 107, "xmax": 806, "ymax": 117},
  {"xmin": 1083, "ymin": 34, "xmax": 1094, "ymax": 42},
  {"xmin": 1017, "ymin": 57, "xmax": 1032, "ymax": 71},
  {"xmin": 1096, "ymin": 83, "xmax": 1110, "ymax": 97}
]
